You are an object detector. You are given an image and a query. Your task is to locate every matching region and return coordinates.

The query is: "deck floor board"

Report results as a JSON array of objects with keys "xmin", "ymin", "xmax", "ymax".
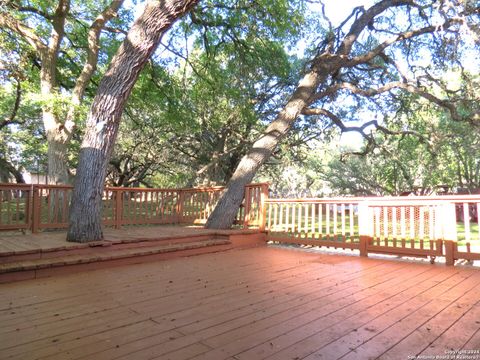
[{"xmin": 1, "ymin": 246, "xmax": 479, "ymax": 360}]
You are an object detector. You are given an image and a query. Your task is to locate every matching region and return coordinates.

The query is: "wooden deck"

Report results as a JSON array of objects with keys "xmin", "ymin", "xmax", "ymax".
[
  {"xmin": 0, "ymin": 226, "xmax": 266, "ymax": 283},
  {"xmin": 1, "ymin": 246, "xmax": 479, "ymax": 359},
  {"xmin": 0, "ymin": 226, "xmax": 219, "ymax": 255}
]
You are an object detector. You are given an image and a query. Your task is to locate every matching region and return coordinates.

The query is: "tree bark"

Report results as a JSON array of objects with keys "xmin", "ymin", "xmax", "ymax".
[
  {"xmin": 45, "ymin": 124, "xmax": 70, "ymax": 184},
  {"xmin": 205, "ymin": 68, "xmax": 328, "ymax": 229},
  {"xmin": 0, "ymin": 158, "xmax": 25, "ymax": 183},
  {"xmin": 67, "ymin": 0, "xmax": 199, "ymax": 242}
]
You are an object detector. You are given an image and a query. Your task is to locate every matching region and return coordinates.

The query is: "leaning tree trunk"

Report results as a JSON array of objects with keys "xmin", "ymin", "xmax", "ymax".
[
  {"xmin": 67, "ymin": 0, "xmax": 199, "ymax": 243},
  {"xmin": 205, "ymin": 0, "xmax": 413, "ymax": 229},
  {"xmin": 205, "ymin": 69, "xmax": 326, "ymax": 229}
]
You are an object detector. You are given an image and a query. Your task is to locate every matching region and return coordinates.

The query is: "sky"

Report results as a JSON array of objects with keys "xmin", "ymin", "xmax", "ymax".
[
  {"xmin": 317, "ymin": 0, "xmax": 374, "ymax": 24},
  {"xmin": 125, "ymin": 0, "xmax": 375, "ymax": 25}
]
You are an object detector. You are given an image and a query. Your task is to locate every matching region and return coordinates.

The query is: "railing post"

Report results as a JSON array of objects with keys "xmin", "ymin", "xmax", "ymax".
[
  {"xmin": 358, "ymin": 201, "xmax": 370, "ymax": 257},
  {"xmin": 243, "ymin": 186, "xmax": 251, "ymax": 229},
  {"xmin": 177, "ymin": 189, "xmax": 185, "ymax": 224},
  {"xmin": 31, "ymin": 185, "xmax": 41, "ymax": 233},
  {"xmin": 444, "ymin": 240, "xmax": 455, "ymax": 266},
  {"xmin": 115, "ymin": 189, "xmax": 123, "ymax": 229},
  {"xmin": 259, "ymin": 184, "xmax": 269, "ymax": 232},
  {"xmin": 442, "ymin": 202, "xmax": 457, "ymax": 266},
  {"xmin": 441, "ymin": 202, "xmax": 458, "ymax": 242},
  {"xmin": 359, "ymin": 236, "xmax": 369, "ymax": 257},
  {"xmin": 24, "ymin": 185, "xmax": 33, "ymax": 232}
]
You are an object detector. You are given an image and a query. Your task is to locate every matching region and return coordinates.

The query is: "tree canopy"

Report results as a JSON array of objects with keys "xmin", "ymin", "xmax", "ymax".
[{"xmin": 0, "ymin": 0, "xmax": 479, "ymax": 238}]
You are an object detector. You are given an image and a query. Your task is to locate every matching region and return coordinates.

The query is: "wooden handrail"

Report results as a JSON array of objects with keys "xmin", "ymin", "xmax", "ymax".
[
  {"xmin": 266, "ymin": 195, "xmax": 480, "ymax": 203},
  {"xmin": 0, "ymin": 183, "xmax": 267, "ymax": 232}
]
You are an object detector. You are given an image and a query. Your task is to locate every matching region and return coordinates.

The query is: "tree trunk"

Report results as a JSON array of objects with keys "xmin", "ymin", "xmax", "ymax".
[
  {"xmin": 45, "ymin": 115, "xmax": 71, "ymax": 185},
  {"xmin": 205, "ymin": 70, "xmax": 326, "ymax": 229},
  {"xmin": 205, "ymin": 0, "xmax": 417, "ymax": 229},
  {"xmin": 67, "ymin": 0, "xmax": 199, "ymax": 243},
  {"xmin": 41, "ymin": 57, "xmax": 71, "ymax": 185},
  {"xmin": 39, "ymin": 1, "xmax": 70, "ymax": 184},
  {"xmin": 0, "ymin": 157, "xmax": 25, "ymax": 183}
]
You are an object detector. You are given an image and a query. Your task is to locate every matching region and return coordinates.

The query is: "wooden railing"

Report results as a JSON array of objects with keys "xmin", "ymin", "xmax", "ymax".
[
  {"xmin": 0, "ymin": 184, "xmax": 33, "ymax": 231},
  {"xmin": 266, "ymin": 195, "xmax": 480, "ymax": 265},
  {"xmin": 3, "ymin": 183, "xmax": 478, "ymax": 265},
  {"xmin": 0, "ymin": 183, "xmax": 269, "ymax": 233},
  {"xmin": 267, "ymin": 199, "xmax": 361, "ymax": 250}
]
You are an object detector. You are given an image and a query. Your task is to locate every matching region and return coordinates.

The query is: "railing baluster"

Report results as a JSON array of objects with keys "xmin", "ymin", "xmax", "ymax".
[
  {"xmin": 463, "ymin": 202, "xmax": 471, "ymax": 243},
  {"xmin": 311, "ymin": 203, "xmax": 316, "ymax": 236},
  {"xmin": 428, "ymin": 206, "xmax": 435, "ymax": 240},
  {"xmin": 409, "ymin": 206, "xmax": 415, "ymax": 241},
  {"xmin": 477, "ymin": 203, "xmax": 480, "ymax": 242},
  {"xmin": 326, "ymin": 204, "xmax": 330, "ymax": 239},
  {"xmin": 279, "ymin": 203, "xmax": 284, "ymax": 232},
  {"xmin": 304, "ymin": 203, "xmax": 309, "ymax": 234},
  {"xmin": 15, "ymin": 192, "xmax": 20, "ymax": 225},
  {"xmin": 333, "ymin": 204, "xmax": 337, "ymax": 240},
  {"xmin": 375, "ymin": 207, "xmax": 381, "ymax": 244},
  {"xmin": 292, "ymin": 203, "xmax": 297, "ymax": 233},
  {"xmin": 383, "ymin": 207, "xmax": 388, "ymax": 244},
  {"xmin": 6, "ymin": 190, "xmax": 12, "ymax": 224},
  {"xmin": 297, "ymin": 203, "xmax": 302, "ymax": 235},
  {"xmin": 349, "ymin": 204, "xmax": 354, "ymax": 242},
  {"xmin": 318, "ymin": 203, "xmax": 323, "ymax": 238},
  {"xmin": 267, "ymin": 203, "xmax": 272, "ymax": 230},
  {"xmin": 392, "ymin": 206, "xmax": 397, "ymax": 247}
]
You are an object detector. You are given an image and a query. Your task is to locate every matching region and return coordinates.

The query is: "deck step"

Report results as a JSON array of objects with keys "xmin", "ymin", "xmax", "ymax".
[
  {"xmin": 0, "ymin": 233, "xmax": 228, "ymax": 264},
  {"xmin": 0, "ymin": 238, "xmax": 231, "ymax": 275}
]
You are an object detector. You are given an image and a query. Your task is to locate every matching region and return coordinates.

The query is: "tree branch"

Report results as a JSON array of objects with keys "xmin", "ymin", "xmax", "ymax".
[
  {"xmin": 345, "ymin": 17, "xmax": 466, "ymax": 67},
  {"xmin": 0, "ymin": 78, "xmax": 22, "ymax": 129},
  {"xmin": 302, "ymin": 107, "xmax": 431, "ymax": 149},
  {"xmin": 49, "ymin": 0, "xmax": 70, "ymax": 55},
  {"xmin": 0, "ymin": 10, "xmax": 47, "ymax": 52},
  {"xmin": 311, "ymin": 79, "xmax": 479, "ymax": 123},
  {"xmin": 9, "ymin": 4, "xmax": 53, "ymax": 20},
  {"xmin": 66, "ymin": 0, "xmax": 125, "ymax": 135},
  {"xmin": 337, "ymin": 0, "xmax": 413, "ymax": 56}
]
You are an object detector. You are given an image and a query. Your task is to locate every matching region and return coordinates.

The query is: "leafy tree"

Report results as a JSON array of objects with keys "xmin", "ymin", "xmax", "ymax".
[
  {"xmin": 0, "ymin": 0, "xmax": 129, "ymax": 184},
  {"xmin": 291, "ymin": 72, "xmax": 480, "ymax": 196},
  {"xmin": 67, "ymin": 0, "xmax": 199, "ymax": 242},
  {"xmin": 106, "ymin": 0, "xmax": 308, "ymax": 187},
  {"xmin": 206, "ymin": 0, "xmax": 480, "ymax": 228}
]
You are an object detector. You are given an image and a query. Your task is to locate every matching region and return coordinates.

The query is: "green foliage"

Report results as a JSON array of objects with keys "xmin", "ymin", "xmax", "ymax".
[
  {"xmin": 0, "ymin": 0, "xmax": 135, "ymax": 180},
  {"xmin": 106, "ymin": 0, "xmax": 310, "ymax": 187},
  {"xmin": 319, "ymin": 73, "xmax": 480, "ymax": 196},
  {"xmin": 1, "ymin": 0, "xmax": 479, "ymax": 194}
]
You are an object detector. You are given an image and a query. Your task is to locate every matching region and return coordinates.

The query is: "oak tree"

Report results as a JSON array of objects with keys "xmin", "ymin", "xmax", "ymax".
[
  {"xmin": 206, "ymin": 0, "xmax": 480, "ymax": 228},
  {"xmin": 66, "ymin": 0, "xmax": 199, "ymax": 242},
  {"xmin": 0, "ymin": 0, "xmax": 126, "ymax": 184}
]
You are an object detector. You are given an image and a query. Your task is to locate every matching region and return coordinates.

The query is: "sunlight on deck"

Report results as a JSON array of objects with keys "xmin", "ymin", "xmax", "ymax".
[{"xmin": 1, "ymin": 246, "xmax": 479, "ymax": 360}]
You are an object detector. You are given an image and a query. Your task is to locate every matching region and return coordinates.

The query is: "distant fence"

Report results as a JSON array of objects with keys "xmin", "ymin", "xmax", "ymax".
[
  {"xmin": 0, "ymin": 183, "xmax": 268, "ymax": 233},
  {"xmin": 266, "ymin": 195, "xmax": 480, "ymax": 265}
]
